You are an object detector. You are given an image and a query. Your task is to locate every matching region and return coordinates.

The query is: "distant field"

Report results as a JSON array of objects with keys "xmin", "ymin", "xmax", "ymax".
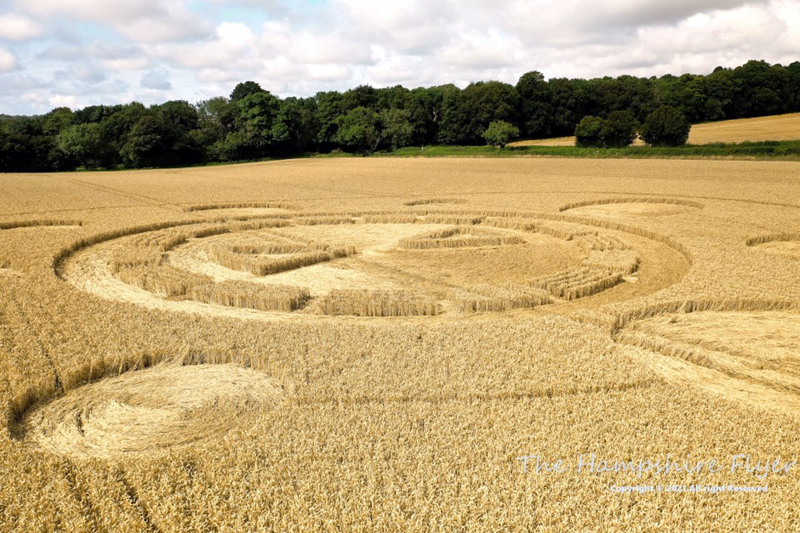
[
  {"xmin": 1, "ymin": 157, "xmax": 799, "ymax": 531},
  {"xmin": 512, "ymin": 112, "xmax": 800, "ymax": 147}
]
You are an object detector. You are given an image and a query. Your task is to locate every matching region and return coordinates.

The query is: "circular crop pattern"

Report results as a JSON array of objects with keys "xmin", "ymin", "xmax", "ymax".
[
  {"xmin": 58, "ymin": 210, "xmax": 690, "ymax": 319},
  {"xmin": 14, "ymin": 364, "xmax": 283, "ymax": 459},
  {"xmin": 559, "ymin": 198, "xmax": 703, "ymax": 219}
]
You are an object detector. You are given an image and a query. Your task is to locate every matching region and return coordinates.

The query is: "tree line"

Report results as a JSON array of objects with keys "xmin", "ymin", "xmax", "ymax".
[{"xmin": 1, "ymin": 59, "xmax": 798, "ymax": 172}]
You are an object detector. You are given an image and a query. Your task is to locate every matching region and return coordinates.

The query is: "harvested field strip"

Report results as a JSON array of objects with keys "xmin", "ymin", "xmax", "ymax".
[
  {"xmin": 745, "ymin": 232, "xmax": 800, "ymax": 246},
  {"xmin": 116, "ymin": 266, "xmax": 212, "ymax": 298},
  {"xmin": 207, "ymin": 246, "xmax": 357, "ymax": 276},
  {"xmin": 559, "ymin": 197, "xmax": 705, "ymax": 212},
  {"xmin": 404, "ymin": 198, "xmax": 467, "ymax": 206},
  {"xmin": 482, "ymin": 218, "xmax": 538, "ymax": 231},
  {"xmin": 187, "ymin": 281, "xmax": 310, "ymax": 312},
  {"xmin": 533, "ymin": 268, "xmax": 628, "ymax": 301},
  {"xmin": 574, "ymin": 234, "xmax": 628, "ymax": 251},
  {"xmin": 611, "ymin": 299, "xmax": 800, "ymax": 333},
  {"xmin": 536, "ymin": 224, "xmax": 595, "ymax": 241},
  {"xmin": 316, "ymin": 289, "xmax": 439, "ymax": 317},
  {"xmin": 456, "ymin": 284, "xmax": 553, "ymax": 312},
  {"xmin": 0, "ymin": 219, "xmax": 83, "ymax": 230},
  {"xmin": 420, "ymin": 215, "xmax": 485, "ymax": 225},
  {"xmin": 184, "ymin": 202, "xmax": 296, "ymax": 212},
  {"xmin": 229, "ymin": 219, "xmax": 293, "ymax": 230},
  {"xmin": 228, "ymin": 242, "xmax": 311, "ymax": 254},
  {"xmin": 108, "ymin": 246, "xmax": 165, "ymax": 272},
  {"xmin": 398, "ymin": 226, "xmax": 525, "ymax": 249},
  {"xmin": 584, "ymin": 251, "xmax": 640, "ymax": 273},
  {"xmin": 293, "ymin": 216, "xmax": 355, "ymax": 225},
  {"xmin": 359, "ymin": 214, "xmax": 421, "ymax": 223}
]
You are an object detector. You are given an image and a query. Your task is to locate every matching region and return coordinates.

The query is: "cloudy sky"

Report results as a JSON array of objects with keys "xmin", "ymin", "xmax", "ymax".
[{"xmin": 0, "ymin": 0, "xmax": 798, "ymax": 115}]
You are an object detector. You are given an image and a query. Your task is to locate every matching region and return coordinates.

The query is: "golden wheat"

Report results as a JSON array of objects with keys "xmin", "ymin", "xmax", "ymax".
[
  {"xmin": 187, "ymin": 281, "xmax": 310, "ymax": 311},
  {"xmin": 397, "ymin": 226, "xmax": 525, "ymax": 249},
  {"xmin": 315, "ymin": 289, "xmax": 439, "ymax": 316},
  {"xmin": 1, "ymin": 155, "xmax": 799, "ymax": 532}
]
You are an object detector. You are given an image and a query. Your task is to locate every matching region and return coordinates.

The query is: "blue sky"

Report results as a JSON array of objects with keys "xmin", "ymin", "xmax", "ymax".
[{"xmin": 0, "ymin": 0, "xmax": 798, "ymax": 115}]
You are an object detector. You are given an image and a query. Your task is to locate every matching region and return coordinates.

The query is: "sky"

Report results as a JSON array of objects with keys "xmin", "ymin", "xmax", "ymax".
[{"xmin": 0, "ymin": 0, "xmax": 798, "ymax": 115}]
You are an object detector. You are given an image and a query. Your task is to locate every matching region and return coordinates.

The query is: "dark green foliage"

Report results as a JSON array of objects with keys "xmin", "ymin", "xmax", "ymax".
[
  {"xmin": 237, "ymin": 91, "xmax": 281, "ymax": 153},
  {"xmin": 56, "ymin": 123, "xmax": 109, "ymax": 169},
  {"xmin": 119, "ymin": 101, "xmax": 203, "ymax": 168},
  {"xmin": 230, "ymin": 81, "xmax": 265, "ymax": 102},
  {"xmin": 516, "ymin": 71, "xmax": 553, "ymax": 138},
  {"xmin": 120, "ymin": 115, "xmax": 167, "ymax": 168},
  {"xmin": 272, "ymin": 97, "xmax": 318, "ymax": 153},
  {"xmin": 603, "ymin": 111, "xmax": 639, "ymax": 146},
  {"xmin": 640, "ymin": 106, "xmax": 691, "ymax": 147},
  {"xmin": 575, "ymin": 111, "xmax": 638, "ymax": 148},
  {"xmin": 574, "ymin": 116, "xmax": 605, "ymax": 147},
  {"xmin": 195, "ymin": 97, "xmax": 237, "ymax": 149},
  {"xmin": 332, "ymin": 107, "xmax": 414, "ymax": 154},
  {"xmin": 483, "ymin": 120, "xmax": 520, "ymax": 148},
  {"xmin": 333, "ymin": 107, "xmax": 381, "ymax": 154},
  {"xmin": 380, "ymin": 108, "xmax": 414, "ymax": 150},
  {"xmin": 438, "ymin": 81, "xmax": 518, "ymax": 145},
  {"xmin": 314, "ymin": 91, "xmax": 345, "ymax": 149}
]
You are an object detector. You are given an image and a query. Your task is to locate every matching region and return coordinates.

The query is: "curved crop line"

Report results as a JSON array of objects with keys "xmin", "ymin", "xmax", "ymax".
[
  {"xmin": 558, "ymin": 197, "xmax": 705, "ymax": 212},
  {"xmin": 183, "ymin": 202, "xmax": 297, "ymax": 212},
  {"xmin": 745, "ymin": 232, "xmax": 800, "ymax": 247},
  {"xmin": 403, "ymin": 198, "xmax": 468, "ymax": 206},
  {"xmin": 0, "ymin": 219, "xmax": 83, "ymax": 230},
  {"xmin": 52, "ymin": 215, "xmax": 294, "ymax": 278},
  {"xmin": 610, "ymin": 298, "xmax": 800, "ymax": 337}
]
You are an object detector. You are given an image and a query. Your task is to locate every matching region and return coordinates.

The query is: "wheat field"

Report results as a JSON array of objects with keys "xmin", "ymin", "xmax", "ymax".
[
  {"xmin": 511, "ymin": 111, "xmax": 800, "ymax": 147},
  {"xmin": 1, "ymin": 156, "xmax": 799, "ymax": 531}
]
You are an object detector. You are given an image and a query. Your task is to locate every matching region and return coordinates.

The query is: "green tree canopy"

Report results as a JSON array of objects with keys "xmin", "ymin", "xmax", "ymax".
[
  {"xmin": 230, "ymin": 81, "xmax": 265, "ymax": 102},
  {"xmin": 334, "ymin": 107, "xmax": 382, "ymax": 154},
  {"xmin": 640, "ymin": 106, "xmax": 691, "ymax": 146},
  {"xmin": 483, "ymin": 120, "xmax": 519, "ymax": 148}
]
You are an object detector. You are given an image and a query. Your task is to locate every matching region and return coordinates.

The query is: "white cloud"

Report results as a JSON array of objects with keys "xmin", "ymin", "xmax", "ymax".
[
  {"xmin": 48, "ymin": 94, "xmax": 76, "ymax": 107},
  {"xmin": 0, "ymin": 13, "xmax": 42, "ymax": 41},
  {"xmin": 0, "ymin": 0, "xmax": 798, "ymax": 115},
  {"xmin": 21, "ymin": 92, "xmax": 44, "ymax": 103},
  {"xmin": 14, "ymin": 0, "xmax": 211, "ymax": 42},
  {"xmin": 103, "ymin": 58, "xmax": 149, "ymax": 71},
  {"xmin": 0, "ymin": 49, "xmax": 17, "ymax": 72}
]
